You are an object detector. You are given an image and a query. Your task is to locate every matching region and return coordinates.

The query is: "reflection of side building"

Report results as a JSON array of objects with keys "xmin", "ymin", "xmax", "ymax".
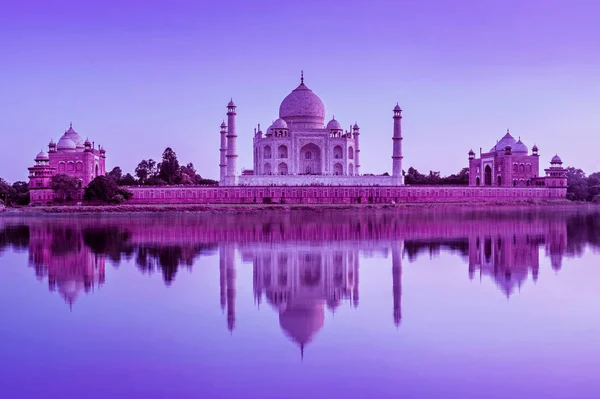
[
  {"xmin": 28, "ymin": 225, "xmax": 106, "ymax": 308},
  {"xmin": 467, "ymin": 221, "xmax": 567, "ymax": 297}
]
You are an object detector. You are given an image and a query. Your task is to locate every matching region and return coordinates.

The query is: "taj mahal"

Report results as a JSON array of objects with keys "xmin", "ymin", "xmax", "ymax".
[{"xmin": 219, "ymin": 72, "xmax": 403, "ymax": 187}]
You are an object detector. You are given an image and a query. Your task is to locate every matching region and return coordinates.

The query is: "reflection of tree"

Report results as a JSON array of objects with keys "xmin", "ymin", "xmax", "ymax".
[
  {"xmin": 83, "ymin": 228, "xmax": 133, "ymax": 264},
  {"xmin": 0, "ymin": 225, "xmax": 30, "ymax": 252},
  {"xmin": 566, "ymin": 212, "xmax": 600, "ymax": 254},
  {"xmin": 403, "ymin": 239, "xmax": 469, "ymax": 262}
]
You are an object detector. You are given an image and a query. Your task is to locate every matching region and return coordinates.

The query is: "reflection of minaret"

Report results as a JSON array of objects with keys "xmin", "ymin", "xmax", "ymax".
[
  {"xmin": 392, "ymin": 242, "xmax": 403, "ymax": 327},
  {"xmin": 352, "ymin": 253, "xmax": 359, "ymax": 308},
  {"xmin": 219, "ymin": 247, "xmax": 227, "ymax": 312},
  {"xmin": 225, "ymin": 246, "xmax": 236, "ymax": 332}
]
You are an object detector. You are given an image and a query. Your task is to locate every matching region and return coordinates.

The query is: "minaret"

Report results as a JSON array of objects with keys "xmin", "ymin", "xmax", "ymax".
[
  {"xmin": 392, "ymin": 242, "xmax": 403, "ymax": 327},
  {"xmin": 392, "ymin": 103, "xmax": 403, "ymax": 184},
  {"xmin": 226, "ymin": 99, "xmax": 238, "ymax": 185},
  {"xmin": 219, "ymin": 121, "xmax": 228, "ymax": 184},
  {"xmin": 353, "ymin": 123, "xmax": 361, "ymax": 175}
]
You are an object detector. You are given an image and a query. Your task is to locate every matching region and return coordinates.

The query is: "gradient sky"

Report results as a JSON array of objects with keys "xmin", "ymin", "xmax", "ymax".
[{"xmin": 1, "ymin": 0, "xmax": 599, "ymax": 182}]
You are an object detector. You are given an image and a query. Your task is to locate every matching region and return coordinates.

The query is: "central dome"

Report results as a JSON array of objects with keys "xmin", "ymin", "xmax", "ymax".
[{"xmin": 279, "ymin": 79, "xmax": 325, "ymax": 127}]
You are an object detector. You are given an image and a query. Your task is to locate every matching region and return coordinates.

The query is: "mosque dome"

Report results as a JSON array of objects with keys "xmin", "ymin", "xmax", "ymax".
[
  {"xmin": 56, "ymin": 137, "xmax": 76, "ymax": 150},
  {"xmin": 58, "ymin": 123, "xmax": 85, "ymax": 150},
  {"xmin": 326, "ymin": 117, "xmax": 342, "ymax": 131},
  {"xmin": 491, "ymin": 131, "xmax": 517, "ymax": 153},
  {"xmin": 394, "ymin": 103, "xmax": 402, "ymax": 112},
  {"xmin": 532, "ymin": 144, "xmax": 539, "ymax": 152},
  {"xmin": 279, "ymin": 76, "xmax": 325, "ymax": 126},
  {"xmin": 551, "ymin": 154, "xmax": 562, "ymax": 164},
  {"xmin": 353, "ymin": 122, "xmax": 360, "ymax": 130},
  {"xmin": 512, "ymin": 139, "xmax": 528, "ymax": 154},
  {"xmin": 35, "ymin": 150, "xmax": 49, "ymax": 160}
]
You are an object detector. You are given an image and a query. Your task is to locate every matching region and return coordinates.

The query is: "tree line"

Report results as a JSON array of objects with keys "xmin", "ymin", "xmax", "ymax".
[
  {"xmin": 108, "ymin": 147, "xmax": 218, "ymax": 187},
  {"xmin": 2, "ymin": 154, "xmax": 600, "ymax": 206}
]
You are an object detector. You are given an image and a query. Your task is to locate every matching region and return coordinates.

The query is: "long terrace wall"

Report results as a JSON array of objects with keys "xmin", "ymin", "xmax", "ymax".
[{"xmin": 125, "ymin": 185, "xmax": 566, "ymax": 205}]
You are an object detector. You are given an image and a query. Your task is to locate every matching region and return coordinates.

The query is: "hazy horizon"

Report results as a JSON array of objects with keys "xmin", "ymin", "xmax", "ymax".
[{"xmin": 2, "ymin": 0, "xmax": 599, "ymax": 183}]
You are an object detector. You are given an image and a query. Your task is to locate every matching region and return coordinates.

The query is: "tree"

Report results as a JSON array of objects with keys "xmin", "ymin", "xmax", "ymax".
[
  {"xmin": 10, "ymin": 181, "xmax": 30, "ymax": 205},
  {"xmin": 107, "ymin": 167, "xmax": 123, "ymax": 184},
  {"xmin": 0, "ymin": 178, "xmax": 13, "ymax": 205},
  {"xmin": 135, "ymin": 159, "xmax": 157, "ymax": 185},
  {"xmin": 84, "ymin": 176, "xmax": 132, "ymax": 203},
  {"xmin": 566, "ymin": 167, "xmax": 588, "ymax": 201},
  {"xmin": 120, "ymin": 173, "xmax": 137, "ymax": 186},
  {"xmin": 158, "ymin": 147, "xmax": 181, "ymax": 184},
  {"xmin": 51, "ymin": 174, "xmax": 80, "ymax": 203},
  {"xmin": 586, "ymin": 172, "xmax": 600, "ymax": 201}
]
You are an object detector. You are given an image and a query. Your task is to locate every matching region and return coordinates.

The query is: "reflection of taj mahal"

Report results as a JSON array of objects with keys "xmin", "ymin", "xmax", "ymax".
[{"xmin": 219, "ymin": 243, "xmax": 404, "ymax": 357}]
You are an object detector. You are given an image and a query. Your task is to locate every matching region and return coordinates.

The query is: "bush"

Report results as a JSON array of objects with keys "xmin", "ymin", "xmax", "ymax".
[
  {"xmin": 592, "ymin": 195, "xmax": 600, "ymax": 204},
  {"xmin": 110, "ymin": 194, "xmax": 125, "ymax": 204},
  {"xmin": 85, "ymin": 176, "xmax": 132, "ymax": 203}
]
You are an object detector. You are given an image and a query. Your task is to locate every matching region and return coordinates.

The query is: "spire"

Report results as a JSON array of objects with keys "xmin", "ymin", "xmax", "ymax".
[
  {"xmin": 301, "ymin": 70, "xmax": 304, "ymax": 85},
  {"xmin": 69, "ymin": 122, "xmax": 73, "ymax": 129},
  {"xmin": 300, "ymin": 344, "xmax": 304, "ymax": 361}
]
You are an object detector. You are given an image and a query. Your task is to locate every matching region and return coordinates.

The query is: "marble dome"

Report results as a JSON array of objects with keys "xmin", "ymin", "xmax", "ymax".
[
  {"xmin": 36, "ymin": 150, "xmax": 49, "ymax": 160},
  {"xmin": 279, "ymin": 81, "xmax": 325, "ymax": 126},
  {"xmin": 326, "ymin": 117, "xmax": 342, "ymax": 131},
  {"xmin": 551, "ymin": 154, "xmax": 562, "ymax": 164},
  {"xmin": 271, "ymin": 118, "xmax": 288, "ymax": 129}
]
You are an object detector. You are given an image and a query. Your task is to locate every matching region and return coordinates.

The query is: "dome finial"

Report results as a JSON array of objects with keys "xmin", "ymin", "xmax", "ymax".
[
  {"xmin": 70, "ymin": 122, "xmax": 72, "ymax": 129},
  {"xmin": 301, "ymin": 70, "xmax": 304, "ymax": 85}
]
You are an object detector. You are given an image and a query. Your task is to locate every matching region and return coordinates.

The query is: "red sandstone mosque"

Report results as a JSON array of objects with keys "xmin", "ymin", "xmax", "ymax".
[
  {"xmin": 27, "ymin": 74, "xmax": 568, "ymax": 205},
  {"xmin": 28, "ymin": 123, "xmax": 106, "ymax": 204}
]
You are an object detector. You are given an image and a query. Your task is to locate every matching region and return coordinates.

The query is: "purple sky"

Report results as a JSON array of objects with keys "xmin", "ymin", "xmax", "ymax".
[{"xmin": 1, "ymin": 0, "xmax": 599, "ymax": 182}]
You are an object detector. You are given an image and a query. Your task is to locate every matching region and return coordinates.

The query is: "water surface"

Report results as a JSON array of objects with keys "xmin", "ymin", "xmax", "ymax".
[{"xmin": 1, "ymin": 208, "xmax": 599, "ymax": 398}]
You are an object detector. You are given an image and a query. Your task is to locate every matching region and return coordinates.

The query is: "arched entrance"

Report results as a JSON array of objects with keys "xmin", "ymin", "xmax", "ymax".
[
  {"xmin": 333, "ymin": 163, "xmax": 343, "ymax": 175},
  {"xmin": 484, "ymin": 165, "xmax": 492, "ymax": 186},
  {"xmin": 264, "ymin": 163, "xmax": 272, "ymax": 175},
  {"xmin": 300, "ymin": 143, "xmax": 322, "ymax": 175},
  {"xmin": 278, "ymin": 162, "xmax": 288, "ymax": 175}
]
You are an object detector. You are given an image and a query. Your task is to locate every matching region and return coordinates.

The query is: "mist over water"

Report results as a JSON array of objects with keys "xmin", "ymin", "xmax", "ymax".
[{"xmin": 1, "ymin": 208, "xmax": 599, "ymax": 398}]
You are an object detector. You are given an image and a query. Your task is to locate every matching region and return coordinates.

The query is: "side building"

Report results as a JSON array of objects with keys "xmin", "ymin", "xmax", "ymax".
[
  {"xmin": 28, "ymin": 124, "xmax": 107, "ymax": 205},
  {"xmin": 468, "ymin": 130, "xmax": 567, "ymax": 188}
]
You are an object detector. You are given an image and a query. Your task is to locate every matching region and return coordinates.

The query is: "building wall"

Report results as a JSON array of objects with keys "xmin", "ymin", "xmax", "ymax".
[
  {"xmin": 49, "ymin": 150, "xmax": 106, "ymax": 186},
  {"xmin": 470, "ymin": 152, "xmax": 541, "ymax": 187},
  {"xmin": 122, "ymin": 185, "xmax": 566, "ymax": 205}
]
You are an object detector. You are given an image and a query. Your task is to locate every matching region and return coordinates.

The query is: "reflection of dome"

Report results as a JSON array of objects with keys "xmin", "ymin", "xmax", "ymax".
[
  {"xmin": 279, "ymin": 304, "xmax": 325, "ymax": 353},
  {"xmin": 279, "ymin": 80, "xmax": 325, "ymax": 126},
  {"xmin": 513, "ymin": 139, "xmax": 528, "ymax": 154},
  {"xmin": 326, "ymin": 117, "xmax": 342, "ymax": 131},
  {"xmin": 57, "ymin": 280, "xmax": 84, "ymax": 306}
]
